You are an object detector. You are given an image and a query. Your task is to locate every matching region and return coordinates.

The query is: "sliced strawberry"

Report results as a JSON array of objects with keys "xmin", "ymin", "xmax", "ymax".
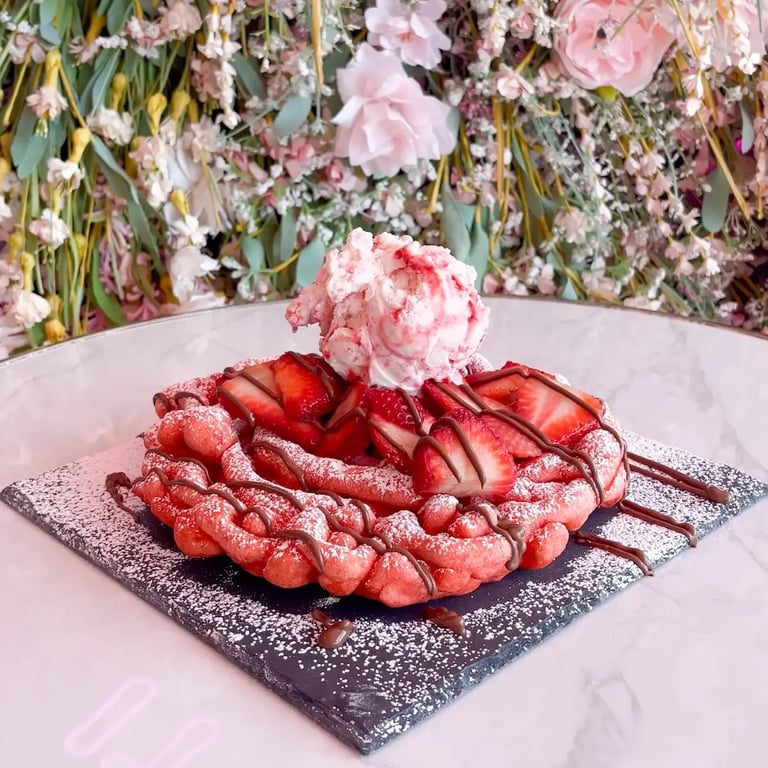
[
  {"xmin": 422, "ymin": 379, "xmax": 480, "ymax": 414},
  {"xmin": 466, "ymin": 363, "xmax": 532, "ymax": 403},
  {"xmin": 315, "ymin": 382, "xmax": 370, "ymax": 460},
  {"xmin": 367, "ymin": 387, "xmax": 433, "ymax": 472},
  {"xmin": 272, "ymin": 352, "xmax": 344, "ymax": 421},
  {"xmin": 510, "ymin": 376, "xmax": 602, "ymax": 444},
  {"xmin": 423, "ymin": 378, "xmax": 542, "ymax": 459},
  {"xmin": 412, "ymin": 408, "xmax": 517, "ymax": 500},
  {"xmin": 480, "ymin": 406, "xmax": 543, "ymax": 459},
  {"xmin": 218, "ymin": 364, "xmax": 322, "ymax": 450}
]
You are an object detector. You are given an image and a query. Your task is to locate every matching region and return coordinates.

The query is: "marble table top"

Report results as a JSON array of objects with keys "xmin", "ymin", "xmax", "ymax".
[{"xmin": 1, "ymin": 297, "xmax": 766, "ymax": 767}]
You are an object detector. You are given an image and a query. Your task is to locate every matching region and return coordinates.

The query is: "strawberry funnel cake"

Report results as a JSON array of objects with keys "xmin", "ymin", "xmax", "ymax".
[{"xmin": 130, "ymin": 230, "xmax": 729, "ymax": 613}]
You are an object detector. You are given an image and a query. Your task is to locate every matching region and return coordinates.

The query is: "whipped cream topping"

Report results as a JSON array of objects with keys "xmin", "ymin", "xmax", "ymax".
[{"xmin": 286, "ymin": 229, "xmax": 490, "ymax": 393}]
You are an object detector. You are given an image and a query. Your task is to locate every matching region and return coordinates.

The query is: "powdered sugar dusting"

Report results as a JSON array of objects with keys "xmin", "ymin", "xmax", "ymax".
[{"xmin": 2, "ymin": 431, "xmax": 766, "ymax": 754}]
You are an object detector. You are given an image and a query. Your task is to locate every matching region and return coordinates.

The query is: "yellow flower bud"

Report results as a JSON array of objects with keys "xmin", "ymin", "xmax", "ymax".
[
  {"xmin": 73, "ymin": 233, "xmax": 88, "ymax": 258},
  {"xmin": 85, "ymin": 13, "xmax": 106, "ymax": 44},
  {"xmin": 187, "ymin": 99, "xmax": 200, "ymax": 123},
  {"xmin": 160, "ymin": 274, "xmax": 177, "ymax": 304},
  {"xmin": 0, "ymin": 157, "xmax": 9, "ymax": 188},
  {"xmin": 0, "ymin": 133, "xmax": 11, "ymax": 160},
  {"xmin": 169, "ymin": 189, "xmax": 190, "ymax": 216},
  {"xmin": 595, "ymin": 85, "xmax": 618, "ymax": 103},
  {"xmin": 8, "ymin": 231, "xmax": 24, "ymax": 259},
  {"xmin": 147, "ymin": 93, "xmax": 167, "ymax": 135},
  {"xmin": 44, "ymin": 49, "xmax": 62, "ymax": 89},
  {"xmin": 170, "ymin": 90, "xmax": 191, "ymax": 124},
  {"xmin": 69, "ymin": 127, "xmax": 91, "ymax": 164},
  {"xmin": 46, "ymin": 293, "xmax": 63, "ymax": 319},
  {"xmin": 110, "ymin": 73, "xmax": 128, "ymax": 111},
  {"xmin": 20, "ymin": 251, "xmax": 35, "ymax": 292},
  {"xmin": 44, "ymin": 317, "xmax": 67, "ymax": 343}
]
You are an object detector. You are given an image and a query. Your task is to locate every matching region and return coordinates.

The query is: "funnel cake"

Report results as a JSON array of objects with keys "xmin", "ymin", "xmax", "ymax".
[
  {"xmin": 132, "ymin": 230, "xmax": 640, "ymax": 607},
  {"xmin": 133, "ymin": 350, "xmax": 630, "ymax": 607}
]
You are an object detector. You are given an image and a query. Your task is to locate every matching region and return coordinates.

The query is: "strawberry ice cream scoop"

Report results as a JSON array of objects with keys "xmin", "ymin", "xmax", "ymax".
[{"xmin": 285, "ymin": 229, "xmax": 490, "ymax": 393}]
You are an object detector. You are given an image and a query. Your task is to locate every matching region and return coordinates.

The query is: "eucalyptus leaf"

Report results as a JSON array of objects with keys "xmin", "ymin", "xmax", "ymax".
[
  {"xmin": 701, "ymin": 166, "xmax": 729, "ymax": 234},
  {"xmin": 11, "ymin": 108, "xmax": 48, "ymax": 180},
  {"xmin": 107, "ymin": 0, "xmax": 133, "ymax": 34},
  {"xmin": 273, "ymin": 94, "xmax": 312, "ymax": 140},
  {"xmin": 278, "ymin": 209, "xmax": 298, "ymax": 263},
  {"xmin": 241, "ymin": 235, "xmax": 265, "ymax": 272},
  {"xmin": 90, "ymin": 136, "xmax": 140, "ymax": 203},
  {"xmin": 90, "ymin": 247, "xmax": 126, "ymax": 326},
  {"xmin": 440, "ymin": 184, "xmax": 471, "ymax": 261},
  {"xmin": 92, "ymin": 140, "xmax": 159, "ymax": 260},
  {"xmin": 296, "ymin": 237, "xmax": 326, "ymax": 287},
  {"xmin": 323, "ymin": 49, "xmax": 352, "ymax": 84},
  {"xmin": 561, "ymin": 278, "xmax": 578, "ymax": 301},
  {"xmin": 260, "ymin": 216, "xmax": 280, "ymax": 267},
  {"xmin": 126, "ymin": 197, "xmax": 160, "ymax": 260},
  {"xmin": 38, "ymin": 0, "xmax": 62, "ymax": 44},
  {"xmin": 739, "ymin": 100, "xmax": 755, "ymax": 153},
  {"xmin": 80, "ymin": 49, "xmax": 121, "ymax": 113},
  {"xmin": 467, "ymin": 219, "xmax": 490, "ymax": 290},
  {"xmin": 457, "ymin": 202, "xmax": 474, "ymax": 230},
  {"xmin": 47, "ymin": 116, "xmax": 67, "ymax": 154},
  {"xmin": 232, "ymin": 52, "xmax": 266, "ymax": 99}
]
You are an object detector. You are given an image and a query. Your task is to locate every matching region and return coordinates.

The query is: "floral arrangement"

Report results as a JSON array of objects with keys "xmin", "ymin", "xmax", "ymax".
[{"xmin": 1, "ymin": 0, "xmax": 767, "ymax": 357}]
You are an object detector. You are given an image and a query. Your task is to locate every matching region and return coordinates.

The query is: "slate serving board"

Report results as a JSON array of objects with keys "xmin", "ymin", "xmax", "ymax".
[{"xmin": 2, "ymin": 432, "xmax": 767, "ymax": 754}]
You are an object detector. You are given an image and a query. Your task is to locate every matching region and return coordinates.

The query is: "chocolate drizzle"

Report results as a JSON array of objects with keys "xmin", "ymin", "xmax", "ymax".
[
  {"xmin": 424, "ymin": 606, "xmax": 465, "ymax": 635},
  {"xmin": 573, "ymin": 530, "xmax": 654, "ymax": 576},
  {"xmin": 137, "ymin": 459, "xmax": 437, "ymax": 596},
  {"xmin": 141, "ymin": 354, "xmax": 739, "ymax": 615},
  {"xmin": 105, "ymin": 472, "xmax": 141, "ymax": 521},
  {"xmin": 285, "ymin": 352, "xmax": 338, "ymax": 399},
  {"xmin": 152, "ymin": 390, "xmax": 206, "ymax": 412},
  {"xmin": 144, "ymin": 449, "xmax": 212, "ymax": 482},
  {"xmin": 251, "ymin": 440, "xmax": 309, "ymax": 491},
  {"xmin": 619, "ymin": 499, "xmax": 697, "ymax": 546},
  {"xmin": 628, "ymin": 452, "xmax": 731, "ymax": 504},
  {"xmin": 317, "ymin": 619, "xmax": 355, "ymax": 649},
  {"xmin": 430, "ymin": 379, "xmax": 606, "ymax": 505},
  {"xmin": 462, "ymin": 502, "xmax": 526, "ymax": 570},
  {"xmin": 310, "ymin": 608, "xmax": 356, "ymax": 648}
]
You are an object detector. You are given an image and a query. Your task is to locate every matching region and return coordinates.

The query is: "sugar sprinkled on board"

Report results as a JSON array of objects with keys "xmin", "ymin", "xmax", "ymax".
[{"xmin": 2, "ymin": 431, "xmax": 767, "ymax": 753}]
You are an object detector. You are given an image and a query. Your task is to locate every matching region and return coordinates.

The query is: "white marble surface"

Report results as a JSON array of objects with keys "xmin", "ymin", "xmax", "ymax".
[{"xmin": 1, "ymin": 297, "xmax": 766, "ymax": 768}]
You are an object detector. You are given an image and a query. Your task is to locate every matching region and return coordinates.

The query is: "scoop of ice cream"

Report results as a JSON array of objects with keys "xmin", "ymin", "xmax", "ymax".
[{"xmin": 285, "ymin": 229, "xmax": 490, "ymax": 392}]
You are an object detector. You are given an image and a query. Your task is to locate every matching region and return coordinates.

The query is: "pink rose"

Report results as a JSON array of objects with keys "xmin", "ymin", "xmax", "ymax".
[
  {"xmin": 365, "ymin": 0, "xmax": 451, "ymax": 69},
  {"xmin": 332, "ymin": 44, "xmax": 456, "ymax": 177},
  {"xmin": 553, "ymin": 0, "xmax": 675, "ymax": 96}
]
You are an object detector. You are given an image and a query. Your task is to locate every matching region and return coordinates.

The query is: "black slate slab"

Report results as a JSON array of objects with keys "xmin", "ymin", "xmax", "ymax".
[{"xmin": 2, "ymin": 433, "xmax": 766, "ymax": 754}]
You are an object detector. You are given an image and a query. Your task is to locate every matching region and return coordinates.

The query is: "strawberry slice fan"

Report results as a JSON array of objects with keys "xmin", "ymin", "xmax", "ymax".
[{"xmin": 131, "ymin": 353, "xmax": 731, "ymax": 609}]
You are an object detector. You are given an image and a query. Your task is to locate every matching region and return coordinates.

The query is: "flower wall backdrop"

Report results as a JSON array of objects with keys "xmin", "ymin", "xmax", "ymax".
[{"xmin": 1, "ymin": 0, "xmax": 767, "ymax": 356}]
